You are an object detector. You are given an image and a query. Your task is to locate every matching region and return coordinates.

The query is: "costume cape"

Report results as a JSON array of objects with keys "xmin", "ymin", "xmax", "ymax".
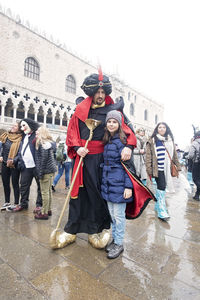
[{"xmin": 121, "ymin": 161, "xmax": 156, "ymax": 219}]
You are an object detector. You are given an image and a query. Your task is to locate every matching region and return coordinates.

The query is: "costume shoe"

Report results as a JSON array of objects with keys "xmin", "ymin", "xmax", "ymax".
[
  {"xmin": 49, "ymin": 229, "xmax": 76, "ymax": 249},
  {"xmin": 88, "ymin": 229, "xmax": 110, "ymax": 249}
]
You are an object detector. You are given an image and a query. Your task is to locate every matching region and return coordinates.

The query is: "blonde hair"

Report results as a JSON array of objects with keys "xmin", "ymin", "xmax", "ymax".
[
  {"xmin": 136, "ymin": 127, "xmax": 145, "ymax": 134},
  {"xmin": 36, "ymin": 126, "xmax": 53, "ymax": 149}
]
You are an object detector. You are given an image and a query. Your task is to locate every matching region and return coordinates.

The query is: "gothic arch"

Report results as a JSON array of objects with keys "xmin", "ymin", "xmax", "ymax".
[
  {"xmin": 46, "ymin": 108, "xmax": 52, "ymax": 124},
  {"xmin": 28, "ymin": 103, "xmax": 35, "ymax": 120},
  {"xmin": 37, "ymin": 106, "xmax": 44, "ymax": 123},
  {"xmin": 55, "ymin": 110, "xmax": 60, "ymax": 125},
  {"xmin": 16, "ymin": 101, "xmax": 25, "ymax": 119},
  {"xmin": 5, "ymin": 98, "xmax": 14, "ymax": 117}
]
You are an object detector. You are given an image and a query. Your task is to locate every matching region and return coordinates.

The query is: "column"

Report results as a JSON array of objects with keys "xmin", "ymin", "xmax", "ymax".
[
  {"xmin": 34, "ymin": 112, "xmax": 37, "ymax": 121},
  {"xmin": 13, "ymin": 105, "xmax": 17, "ymax": 121},
  {"xmin": 1, "ymin": 104, "xmax": 5, "ymax": 123},
  {"xmin": 44, "ymin": 112, "xmax": 47, "ymax": 125}
]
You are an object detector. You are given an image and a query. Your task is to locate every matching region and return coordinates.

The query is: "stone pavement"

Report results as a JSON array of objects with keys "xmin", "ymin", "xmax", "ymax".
[{"xmin": 0, "ymin": 174, "xmax": 200, "ymax": 300}]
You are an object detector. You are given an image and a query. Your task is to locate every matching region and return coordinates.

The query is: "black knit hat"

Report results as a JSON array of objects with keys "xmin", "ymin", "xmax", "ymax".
[
  {"xmin": 21, "ymin": 118, "xmax": 39, "ymax": 132},
  {"xmin": 81, "ymin": 73, "xmax": 112, "ymax": 96}
]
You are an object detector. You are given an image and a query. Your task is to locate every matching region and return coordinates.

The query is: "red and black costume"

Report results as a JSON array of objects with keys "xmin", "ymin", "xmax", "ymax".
[{"xmin": 65, "ymin": 98, "xmax": 154, "ymax": 235}]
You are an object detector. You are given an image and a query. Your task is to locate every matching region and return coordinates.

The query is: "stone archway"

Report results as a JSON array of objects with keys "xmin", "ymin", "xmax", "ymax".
[
  {"xmin": 5, "ymin": 98, "xmax": 14, "ymax": 117},
  {"xmin": 46, "ymin": 108, "xmax": 52, "ymax": 124},
  {"xmin": 27, "ymin": 103, "xmax": 35, "ymax": 120},
  {"xmin": 62, "ymin": 112, "xmax": 67, "ymax": 126},
  {"xmin": 55, "ymin": 110, "xmax": 60, "ymax": 125},
  {"xmin": 16, "ymin": 101, "xmax": 25, "ymax": 119},
  {"xmin": 37, "ymin": 106, "xmax": 44, "ymax": 123}
]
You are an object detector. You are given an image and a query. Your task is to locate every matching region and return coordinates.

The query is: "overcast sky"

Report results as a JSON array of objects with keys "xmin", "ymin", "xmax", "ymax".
[{"xmin": 0, "ymin": 0, "xmax": 200, "ymax": 148}]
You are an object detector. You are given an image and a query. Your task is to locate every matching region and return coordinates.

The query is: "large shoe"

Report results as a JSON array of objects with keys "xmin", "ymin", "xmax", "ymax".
[
  {"xmin": 156, "ymin": 189, "xmax": 170, "ymax": 221},
  {"xmin": 49, "ymin": 229, "xmax": 76, "ymax": 249},
  {"xmin": 13, "ymin": 205, "xmax": 28, "ymax": 212},
  {"xmin": 107, "ymin": 244, "xmax": 124, "ymax": 259},
  {"xmin": 52, "ymin": 185, "xmax": 56, "ymax": 192},
  {"xmin": 105, "ymin": 238, "xmax": 114, "ymax": 253},
  {"xmin": 88, "ymin": 229, "xmax": 110, "ymax": 249},
  {"xmin": 0, "ymin": 203, "xmax": 11, "ymax": 211}
]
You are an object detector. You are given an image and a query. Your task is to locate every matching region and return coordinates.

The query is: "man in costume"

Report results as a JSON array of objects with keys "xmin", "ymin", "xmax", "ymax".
[
  {"xmin": 51, "ymin": 71, "xmax": 154, "ymax": 249},
  {"xmin": 13, "ymin": 118, "xmax": 42, "ymax": 212}
]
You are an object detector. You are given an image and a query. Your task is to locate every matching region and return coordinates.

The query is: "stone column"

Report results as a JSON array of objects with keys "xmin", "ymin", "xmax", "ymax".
[
  {"xmin": 13, "ymin": 105, "xmax": 17, "ymax": 121},
  {"xmin": 1, "ymin": 103, "xmax": 5, "ymax": 123}
]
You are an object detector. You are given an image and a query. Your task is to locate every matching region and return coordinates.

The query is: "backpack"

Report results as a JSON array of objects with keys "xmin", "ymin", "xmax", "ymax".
[{"xmin": 56, "ymin": 143, "xmax": 65, "ymax": 162}]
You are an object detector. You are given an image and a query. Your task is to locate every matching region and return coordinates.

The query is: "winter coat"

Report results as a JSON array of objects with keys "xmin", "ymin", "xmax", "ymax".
[
  {"xmin": 188, "ymin": 138, "xmax": 200, "ymax": 163},
  {"xmin": 145, "ymin": 137, "xmax": 181, "ymax": 178},
  {"xmin": 101, "ymin": 135, "xmax": 133, "ymax": 203},
  {"xmin": 133, "ymin": 134, "xmax": 147, "ymax": 180},
  {"xmin": 35, "ymin": 141, "xmax": 57, "ymax": 179},
  {"xmin": 146, "ymin": 136, "xmax": 181, "ymax": 193}
]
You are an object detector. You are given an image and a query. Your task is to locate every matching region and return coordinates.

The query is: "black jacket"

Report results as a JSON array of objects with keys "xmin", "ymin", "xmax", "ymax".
[{"xmin": 35, "ymin": 141, "xmax": 57, "ymax": 179}]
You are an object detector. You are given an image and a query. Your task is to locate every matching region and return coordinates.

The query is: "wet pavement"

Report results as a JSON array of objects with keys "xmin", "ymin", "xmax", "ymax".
[{"xmin": 0, "ymin": 173, "xmax": 200, "ymax": 300}]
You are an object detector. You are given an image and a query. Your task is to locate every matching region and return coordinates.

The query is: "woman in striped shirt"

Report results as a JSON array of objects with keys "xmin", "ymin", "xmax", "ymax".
[{"xmin": 146, "ymin": 122, "xmax": 181, "ymax": 221}]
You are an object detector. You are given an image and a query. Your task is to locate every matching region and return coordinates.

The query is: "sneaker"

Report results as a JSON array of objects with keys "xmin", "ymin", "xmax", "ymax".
[
  {"xmin": 0, "ymin": 203, "xmax": 11, "ymax": 211},
  {"xmin": 13, "ymin": 205, "xmax": 28, "ymax": 212},
  {"xmin": 52, "ymin": 185, "xmax": 56, "ymax": 192},
  {"xmin": 6, "ymin": 204, "xmax": 17, "ymax": 212},
  {"xmin": 33, "ymin": 207, "xmax": 41, "ymax": 214},
  {"xmin": 107, "ymin": 244, "xmax": 124, "ymax": 259},
  {"xmin": 34, "ymin": 213, "xmax": 49, "ymax": 220},
  {"xmin": 48, "ymin": 210, "xmax": 52, "ymax": 216},
  {"xmin": 105, "ymin": 239, "xmax": 114, "ymax": 253}
]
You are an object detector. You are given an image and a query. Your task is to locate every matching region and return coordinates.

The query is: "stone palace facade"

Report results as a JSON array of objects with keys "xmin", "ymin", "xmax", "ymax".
[{"xmin": 0, "ymin": 7, "xmax": 164, "ymax": 139}]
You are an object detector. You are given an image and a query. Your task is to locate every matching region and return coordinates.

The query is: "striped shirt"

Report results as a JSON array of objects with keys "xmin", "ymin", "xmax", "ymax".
[{"xmin": 156, "ymin": 139, "xmax": 165, "ymax": 171}]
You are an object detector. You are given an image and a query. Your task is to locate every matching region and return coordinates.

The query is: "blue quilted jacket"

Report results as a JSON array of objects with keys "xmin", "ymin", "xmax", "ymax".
[{"xmin": 101, "ymin": 135, "xmax": 133, "ymax": 203}]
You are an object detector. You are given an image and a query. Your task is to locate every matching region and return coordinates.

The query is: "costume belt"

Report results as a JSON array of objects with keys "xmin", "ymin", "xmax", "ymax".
[
  {"xmin": 80, "ymin": 139, "xmax": 104, "ymax": 154},
  {"xmin": 71, "ymin": 140, "xmax": 104, "ymax": 198}
]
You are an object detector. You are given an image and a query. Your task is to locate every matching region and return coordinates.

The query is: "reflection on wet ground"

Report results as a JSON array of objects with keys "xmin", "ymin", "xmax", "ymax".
[{"xmin": 0, "ymin": 174, "xmax": 200, "ymax": 299}]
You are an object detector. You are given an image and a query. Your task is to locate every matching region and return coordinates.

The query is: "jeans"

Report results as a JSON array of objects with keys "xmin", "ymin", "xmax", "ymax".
[
  {"xmin": 53, "ymin": 162, "xmax": 72, "ymax": 187},
  {"xmin": 40, "ymin": 173, "xmax": 54, "ymax": 214},
  {"xmin": 107, "ymin": 201, "xmax": 126, "ymax": 246}
]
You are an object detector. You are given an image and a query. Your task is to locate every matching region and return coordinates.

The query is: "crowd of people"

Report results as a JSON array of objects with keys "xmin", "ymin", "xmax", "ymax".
[{"xmin": 0, "ymin": 71, "xmax": 199, "ymax": 259}]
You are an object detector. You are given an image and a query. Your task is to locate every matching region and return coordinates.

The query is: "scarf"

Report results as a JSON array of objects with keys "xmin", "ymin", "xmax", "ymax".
[{"xmin": 0, "ymin": 132, "xmax": 22, "ymax": 159}]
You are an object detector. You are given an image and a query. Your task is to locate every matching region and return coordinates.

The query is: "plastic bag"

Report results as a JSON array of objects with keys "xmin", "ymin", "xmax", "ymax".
[{"xmin": 179, "ymin": 173, "xmax": 192, "ymax": 194}]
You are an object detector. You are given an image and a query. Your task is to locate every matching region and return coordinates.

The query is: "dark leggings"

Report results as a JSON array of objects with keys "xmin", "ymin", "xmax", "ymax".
[
  {"xmin": 1, "ymin": 162, "xmax": 20, "ymax": 204},
  {"xmin": 192, "ymin": 162, "xmax": 200, "ymax": 192},
  {"xmin": 155, "ymin": 170, "xmax": 166, "ymax": 191}
]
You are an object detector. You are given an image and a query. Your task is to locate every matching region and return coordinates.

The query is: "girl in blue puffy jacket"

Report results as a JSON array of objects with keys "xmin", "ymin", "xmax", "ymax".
[{"xmin": 101, "ymin": 110, "xmax": 133, "ymax": 259}]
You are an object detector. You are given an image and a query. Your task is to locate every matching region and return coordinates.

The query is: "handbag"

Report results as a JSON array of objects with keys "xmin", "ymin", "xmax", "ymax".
[{"xmin": 162, "ymin": 142, "xmax": 179, "ymax": 178}]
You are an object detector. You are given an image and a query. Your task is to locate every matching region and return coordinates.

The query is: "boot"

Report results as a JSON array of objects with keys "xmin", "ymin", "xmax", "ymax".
[
  {"xmin": 49, "ymin": 229, "xmax": 76, "ymax": 249},
  {"xmin": 187, "ymin": 172, "xmax": 194, "ymax": 186},
  {"xmin": 193, "ymin": 188, "xmax": 200, "ymax": 201},
  {"xmin": 156, "ymin": 189, "xmax": 170, "ymax": 221},
  {"xmin": 88, "ymin": 229, "xmax": 110, "ymax": 249}
]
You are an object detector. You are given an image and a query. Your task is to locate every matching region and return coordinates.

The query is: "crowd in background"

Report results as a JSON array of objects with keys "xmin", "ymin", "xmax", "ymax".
[{"xmin": 0, "ymin": 118, "xmax": 199, "ymax": 223}]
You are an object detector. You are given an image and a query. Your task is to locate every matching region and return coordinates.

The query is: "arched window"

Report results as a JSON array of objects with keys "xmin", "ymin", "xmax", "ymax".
[
  {"xmin": 130, "ymin": 103, "xmax": 134, "ymax": 116},
  {"xmin": 24, "ymin": 57, "xmax": 40, "ymax": 80},
  {"xmin": 65, "ymin": 75, "xmax": 76, "ymax": 94},
  {"xmin": 144, "ymin": 109, "xmax": 148, "ymax": 121},
  {"xmin": 155, "ymin": 114, "xmax": 158, "ymax": 124},
  {"xmin": 128, "ymin": 92, "xmax": 131, "ymax": 101}
]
